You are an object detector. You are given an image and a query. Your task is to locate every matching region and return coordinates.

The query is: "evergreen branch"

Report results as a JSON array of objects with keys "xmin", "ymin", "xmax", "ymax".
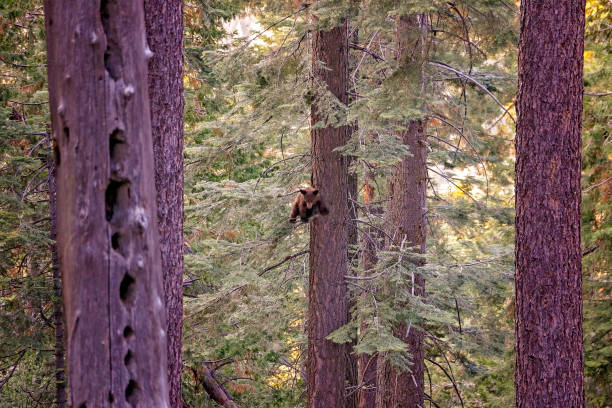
[
  {"xmin": 427, "ymin": 166, "xmax": 484, "ymax": 208},
  {"xmin": 234, "ymin": 5, "xmax": 310, "ymax": 55},
  {"xmin": 349, "ymin": 43, "xmax": 384, "ymax": 61},
  {"xmin": 258, "ymin": 249, "xmax": 309, "ymax": 277},
  {"xmin": 0, "ymin": 350, "xmax": 26, "ymax": 390},
  {"xmin": 428, "ymin": 61, "xmax": 515, "ymax": 123},
  {"xmin": 424, "ymin": 357, "xmax": 464, "ymax": 408},
  {"xmin": 424, "ymin": 392, "xmax": 443, "ymax": 408}
]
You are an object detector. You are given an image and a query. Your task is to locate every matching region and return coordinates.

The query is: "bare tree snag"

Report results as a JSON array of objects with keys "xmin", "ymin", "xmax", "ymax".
[
  {"xmin": 44, "ymin": 0, "xmax": 169, "ymax": 406},
  {"xmin": 308, "ymin": 14, "xmax": 350, "ymax": 408},
  {"xmin": 376, "ymin": 14, "xmax": 428, "ymax": 408},
  {"xmin": 143, "ymin": 1, "xmax": 185, "ymax": 406},
  {"xmin": 515, "ymin": 0, "xmax": 585, "ymax": 406}
]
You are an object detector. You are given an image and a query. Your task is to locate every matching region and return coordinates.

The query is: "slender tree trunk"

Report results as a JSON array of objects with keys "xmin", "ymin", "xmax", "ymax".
[
  {"xmin": 515, "ymin": 0, "xmax": 585, "ymax": 406},
  {"xmin": 376, "ymin": 14, "xmax": 428, "ymax": 408},
  {"xmin": 44, "ymin": 1, "xmax": 169, "ymax": 406},
  {"xmin": 345, "ymin": 25, "xmax": 360, "ymax": 408},
  {"xmin": 358, "ymin": 174, "xmax": 379, "ymax": 408},
  {"xmin": 143, "ymin": 1, "xmax": 185, "ymax": 406},
  {"xmin": 308, "ymin": 16, "xmax": 350, "ymax": 408},
  {"xmin": 48, "ymin": 157, "xmax": 66, "ymax": 408}
]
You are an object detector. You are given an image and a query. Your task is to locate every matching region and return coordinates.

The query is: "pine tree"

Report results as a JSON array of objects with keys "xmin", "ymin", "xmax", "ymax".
[
  {"xmin": 144, "ymin": 1, "xmax": 185, "ymax": 405},
  {"xmin": 307, "ymin": 7, "xmax": 351, "ymax": 407},
  {"xmin": 515, "ymin": 0, "xmax": 585, "ymax": 406}
]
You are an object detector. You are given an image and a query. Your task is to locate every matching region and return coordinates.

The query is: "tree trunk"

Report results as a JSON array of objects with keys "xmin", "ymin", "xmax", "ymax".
[
  {"xmin": 144, "ymin": 1, "xmax": 185, "ymax": 406},
  {"xmin": 358, "ymin": 174, "xmax": 379, "ymax": 408},
  {"xmin": 515, "ymin": 0, "xmax": 585, "ymax": 406},
  {"xmin": 308, "ymin": 16, "xmax": 350, "ymax": 408},
  {"xmin": 376, "ymin": 14, "xmax": 427, "ymax": 408},
  {"xmin": 48, "ymin": 157, "xmax": 66, "ymax": 408},
  {"xmin": 44, "ymin": 1, "xmax": 169, "ymax": 406}
]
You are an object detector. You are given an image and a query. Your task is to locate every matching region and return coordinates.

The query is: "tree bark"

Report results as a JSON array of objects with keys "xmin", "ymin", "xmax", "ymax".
[
  {"xmin": 144, "ymin": 1, "xmax": 185, "ymax": 406},
  {"xmin": 358, "ymin": 174, "xmax": 379, "ymax": 408},
  {"xmin": 376, "ymin": 14, "xmax": 427, "ymax": 408},
  {"xmin": 48, "ymin": 157, "xmax": 66, "ymax": 408},
  {"xmin": 515, "ymin": 0, "xmax": 585, "ymax": 407},
  {"xmin": 308, "ymin": 16, "xmax": 350, "ymax": 408},
  {"xmin": 44, "ymin": 0, "xmax": 169, "ymax": 406}
]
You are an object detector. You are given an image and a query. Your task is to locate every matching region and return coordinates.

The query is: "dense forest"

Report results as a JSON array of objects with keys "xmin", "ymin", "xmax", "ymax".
[{"xmin": 0, "ymin": 0, "xmax": 610, "ymax": 407}]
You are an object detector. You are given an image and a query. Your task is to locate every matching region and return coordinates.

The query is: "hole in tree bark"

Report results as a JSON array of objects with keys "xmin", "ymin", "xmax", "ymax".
[
  {"xmin": 108, "ymin": 392, "xmax": 114, "ymax": 403},
  {"xmin": 124, "ymin": 350, "xmax": 133, "ymax": 366},
  {"xmin": 111, "ymin": 233, "xmax": 120, "ymax": 250},
  {"xmin": 123, "ymin": 326, "xmax": 134, "ymax": 338},
  {"xmin": 109, "ymin": 129, "xmax": 124, "ymax": 160},
  {"xmin": 105, "ymin": 180, "xmax": 128, "ymax": 222},
  {"xmin": 125, "ymin": 379, "xmax": 139, "ymax": 405},
  {"xmin": 119, "ymin": 273, "xmax": 135, "ymax": 302}
]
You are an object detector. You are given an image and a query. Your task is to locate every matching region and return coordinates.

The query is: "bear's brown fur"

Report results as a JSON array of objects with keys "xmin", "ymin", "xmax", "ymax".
[{"xmin": 289, "ymin": 187, "xmax": 329, "ymax": 223}]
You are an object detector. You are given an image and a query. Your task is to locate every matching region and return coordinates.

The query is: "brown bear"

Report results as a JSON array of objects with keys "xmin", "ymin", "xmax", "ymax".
[{"xmin": 289, "ymin": 187, "xmax": 329, "ymax": 223}]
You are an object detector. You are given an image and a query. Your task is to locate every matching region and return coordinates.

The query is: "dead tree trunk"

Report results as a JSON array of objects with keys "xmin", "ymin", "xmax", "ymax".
[
  {"xmin": 44, "ymin": 0, "xmax": 169, "ymax": 406},
  {"xmin": 515, "ymin": 0, "xmax": 585, "ymax": 406},
  {"xmin": 308, "ymin": 15, "xmax": 351, "ymax": 408},
  {"xmin": 376, "ymin": 14, "xmax": 428, "ymax": 408},
  {"xmin": 144, "ymin": 1, "xmax": 185, "ymax": 406}
]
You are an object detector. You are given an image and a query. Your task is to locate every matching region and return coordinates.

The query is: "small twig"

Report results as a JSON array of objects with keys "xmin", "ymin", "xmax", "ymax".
[
  {"xmin": 583, "ymin": 176, "xmax": 612, "ymax": 193},
  {"xmin": 349, "ymin": 43, "xmax": 384, "ymax": 61},
  {"xmin": 7, "ymin": 99, "xmax": 48, "ymax": 106},
  {"xmin": 584, "ymin": 90, "xmax": 611, "ymax": 97},
  {"xmin": 428, "ymin": 61, "xmax": 515, "ymax": 123}
]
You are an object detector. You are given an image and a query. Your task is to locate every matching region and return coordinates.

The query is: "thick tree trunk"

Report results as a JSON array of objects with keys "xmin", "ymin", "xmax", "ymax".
[
  {"xmin": 308, "ymin": 17, "xmax": 350, "ymax": 408},
  {"xmin": 44, "ymin": 1, "xmax": 169, "ymax": 406},
  {"xmin": 143, "ymin": 1, "xmax": 185, "ymax": 406},
  {"xmin": 358, "ymin": 175, "xmax": 379, "ymax": 408},
  {"xmin": 376, "ymin": 14, "xmax": 427, "ymax": 408},
  {"xmin": 515, "ymin": 0, "xmax": 585, "ymax": 407},
  {"xmin": 48, "ymin": 158, "xmax": 66, "ymax": 408}
]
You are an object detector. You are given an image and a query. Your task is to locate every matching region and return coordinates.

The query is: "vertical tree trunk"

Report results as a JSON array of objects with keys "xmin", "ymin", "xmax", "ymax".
[
  {"xmin": 358, "ymin": 174, "xmax": 379, "ymax": 408},
  {"xmin": 48, "ymin": 158, "xmax": 66, "ymax": 408},
  {"xmin": 144, "ymin": 1, "xmax": 185, "ymax": 406},
  {"xmin": 345, "ymin": 25, "xmax": 360, "ymax": 408},
  {"xmin": 515, "ymin": 0, "xmax": 585, "ymax": 407},
  {"xmin": 376, "ymin": 14, "xmax": 427, "ymax": 408},
  {"xmin": 308, "ymin": 16, "xmax": 350, "ymax": 408},
  {"xmin": 44, "ymin": 0, "xmax": 169, "ymax": 406}
]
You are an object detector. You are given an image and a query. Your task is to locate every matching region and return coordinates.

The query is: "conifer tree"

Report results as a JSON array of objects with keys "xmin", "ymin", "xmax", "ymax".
[
  {"xmin": 144, "ymin": 0, "xmax": 185, "ymax": 405},
  {"xmin": 376, "ymin": 13, "xmax": 428, "ymax": 408},
  {"xmin": 515, "ymin": 0, "xmax": 585, "ymax": 406},
  {"xmin": 307, "ymin": 8, "xmax": 351, "ymax": 408}
]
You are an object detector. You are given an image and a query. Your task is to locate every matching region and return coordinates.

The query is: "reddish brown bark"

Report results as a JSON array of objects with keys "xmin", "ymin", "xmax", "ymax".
[
  {"xmin": 44, "ymin": 0, "xmax": 169, "ymax": 405},
  {"xmin": 358, "ymin": 176, "xmax": 378, "ymax": 408},
  {"xmin": 308, "ymin": 17, "xmax": 351, "ymax": 408},
  {"xmin": 144, "ymin": 1, "xmax": 185, "ymax": 406},
  {"xmin": 376, "ymin": 14, "xmax": 427, "ymax": 408},
  {"xmin": 515, "ymin": 0, "xmax": 585, "ymax": 406}
]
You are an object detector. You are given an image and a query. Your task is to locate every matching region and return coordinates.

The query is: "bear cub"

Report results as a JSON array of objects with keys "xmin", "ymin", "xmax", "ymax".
[{"xmin": 289, "ymin": 187, "xmax": 329, "ymax": 223}]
